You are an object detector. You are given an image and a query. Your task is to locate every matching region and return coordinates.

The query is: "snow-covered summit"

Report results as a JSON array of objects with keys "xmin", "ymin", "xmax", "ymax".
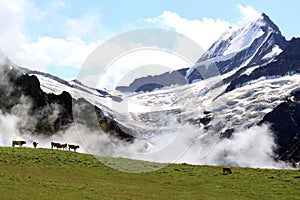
[
  {"xmin": 186, "ymin": 13, "xmax": 287, "ymax": 83},
  {"xmin": 200, "ymin": 13, "xmax": 283, "ymax": 60}
]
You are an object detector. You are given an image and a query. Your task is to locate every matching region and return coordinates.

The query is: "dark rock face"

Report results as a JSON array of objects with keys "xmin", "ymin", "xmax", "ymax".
[
  {"xmin": 199, "ymin": 113, "xmax": 214, "ymax": 126},
  {"xmin": 187, "ymin": 111, "xmax": 214, "ymax": 128},
  {"xmin": 0, "ymin": 65, "xmax": 133, "ymax": 141},
  {"xmin": 136, "ymin": 83, "xmax": 164, "ymax": 93},
  {"xmin": 226, "ymin": 38, "xmax": 300, "ymax": 92},
  {"xmin": 260, "ymin": 90, "xmax": 300, "ymax": 162},
  {"xmin": 116, "ymin": 68, "xmax": 188, "ymax": 93},
  {"xmin": 291, "ymin": 88, "xmax": 300, "ymax": 100},
  {"xmin": 220, "ymin": 128, "xmax": 234, "ymax": 139},
  {"xmin": 73, "ymin": 98, "xmax": 133, "ymax": 141},
  {"xmin": 0, "ymin": 67, "xmax": 73, "ymax": 135}
]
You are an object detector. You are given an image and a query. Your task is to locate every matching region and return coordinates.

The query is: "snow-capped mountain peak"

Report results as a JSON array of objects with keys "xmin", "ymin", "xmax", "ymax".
[
  {"xmin": 186, "ymin": 13, "xmax": 287, "ymax": 83},
  {"xmin": 116, "ymin": 13, "xmax": 288, "ymax": 92},
  {"xmin": 221, "ymin": 17, "xmax": 265, "ymax": 55},
  {"xmin": 200, "ymin": 13, "xmax": 283, "ymax": 60}
]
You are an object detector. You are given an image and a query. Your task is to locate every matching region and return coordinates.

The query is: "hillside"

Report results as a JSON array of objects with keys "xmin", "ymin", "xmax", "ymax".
[{"xmin": 0, "ymin": 147, "xmax": 299, "ymax": 200}]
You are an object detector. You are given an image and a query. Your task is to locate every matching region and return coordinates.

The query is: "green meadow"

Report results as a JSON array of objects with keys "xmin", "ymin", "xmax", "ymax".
[{"xmin": 0, "ymin": 147, "xmax": 299, "ymax": 200}]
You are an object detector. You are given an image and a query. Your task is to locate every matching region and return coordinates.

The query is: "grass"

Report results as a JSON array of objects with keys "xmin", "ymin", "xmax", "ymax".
[{"xmin": 0, "ymin": 147, "xmax": 299, "ymax": 200}]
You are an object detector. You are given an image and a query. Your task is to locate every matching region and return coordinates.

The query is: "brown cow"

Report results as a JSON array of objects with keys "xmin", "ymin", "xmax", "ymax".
[
  {"xmin": 68, "ymin": 144, "xmax": 80, "ymax": 152},
  {"xmin": 12, "ymin": 140, "xmax": 26, "ymax": 147},
  {"xmin": 33, "ymin": 141, "xmax": 38, "ymax": 148},
  {"xmin": 51, "ymin": 142, "xmax": 59, "ymax": 149},
  {"xmin": 51, "ymin": 142, "xmax": 67, "ymax": 150},
  {"xmin": 59, "ymin": 143, "xmax": 68, "ymax": 150},
  {"xmin": 223, "ymin": 166, "xmax": 232, "ymax": 174}
]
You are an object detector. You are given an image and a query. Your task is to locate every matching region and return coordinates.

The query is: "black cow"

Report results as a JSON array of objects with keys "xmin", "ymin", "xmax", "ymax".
[
  {"xmin": 33, "ymin": 141, "xmax": 38, "ymax": 148},
  {"xmin": 12, "ymin": 140, "xmax": 26, "ymax": 147},
  {"xmin": 223, "ymin": 166, "xmax": 232, "ymax": 174},
  {"xmin": 51, "ymin": 142, "xmax": 59, "ymax": 149},
  {"xmin": 68, "ymin": 144, "xmax": 80, "ymax": 152},
  {"xmin": 51, "ymin": 142, "xmax": 67, "ymax": 150},
  {"xmin": 59, "ymin": 143, "xmax": 68, "ymax": 150}
]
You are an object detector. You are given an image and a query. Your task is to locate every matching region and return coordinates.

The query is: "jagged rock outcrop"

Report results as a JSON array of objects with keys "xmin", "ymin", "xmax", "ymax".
[
  {"xmin": 116, "ymin": 68, "xmax": 188, "ymax": 93},
  {"xmin": 0, "ymin": 64, "xmax": 133, "ymax": 141},
  {"xmin": 260, "ymin": 88, "xmax": 300, "ymax": 162}
]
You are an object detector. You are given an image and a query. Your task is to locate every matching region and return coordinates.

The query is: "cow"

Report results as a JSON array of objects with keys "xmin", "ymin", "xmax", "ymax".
[
  {"xmin": 59, "ymin": 143, "xmax": 68, "ymax": 150},
  {"xmin": 223, "ymin": 166, "xmax": 232, "ymax": 174},
  {"xmin": 51, "ymin": 142, "xmax": 59, "ymax": 149},
  {"xmin": 68, "ymin": 144, "xmax": 80, "ymax": 152},
  {"xmin": 33, "ymin": 141, "xmax": 38, "ymax": 148},
  {"xmin": 12, "ymin": 140, "xmax": 26, "ymax": 147},
  {"xmin": 51, "ymin": 142, "xmax": 67, "ymax": 150}
]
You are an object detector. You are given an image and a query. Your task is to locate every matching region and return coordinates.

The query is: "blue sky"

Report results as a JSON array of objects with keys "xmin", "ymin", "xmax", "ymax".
[
  {"xmin": 29, "ymin": 0, "xmax": 300, "ymax": 38},
  {"xmin": 0, "ymin": 0, "xmax": 299, "ymax": 82}
]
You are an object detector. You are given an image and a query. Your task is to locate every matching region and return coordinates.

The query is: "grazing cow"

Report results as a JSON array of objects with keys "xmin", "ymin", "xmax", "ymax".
[
  {"xmin": 51, "ymin": 142, "xmax": 59, "ymax": 149},
  {"xmin": 68, "ymin": 144, "xmax": 80, "ymax": 152},
  {"xmin": 223, "ymin": 166, "xmax": 232, "ymax": 174},
  {"xmin": 51, "ymin": 142, "xmax": 67, "ymax": 150},
  {"xmin": 33, "ymin": 141, "xmax": 38, "ymax": 148},
  {"xmin": 12, "ymin": 140, "xmax": 26, "ymax": 147},
  {"xmin": 59, "ymin": 143, "xmax": 68, "ymax": 150}
]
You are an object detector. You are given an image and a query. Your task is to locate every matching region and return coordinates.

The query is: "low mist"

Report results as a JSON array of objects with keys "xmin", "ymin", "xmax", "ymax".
[{"xmin": 0, "ymin": 106, "xmax": 293, "ymax": 170}]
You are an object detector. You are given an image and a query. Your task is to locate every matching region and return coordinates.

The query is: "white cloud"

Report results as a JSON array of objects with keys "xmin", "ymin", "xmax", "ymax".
[
  {"xmin": 51, "ymin": 0, "xmax": 67, "ymax": 10},
  {"xmin": 96, "ymin": 50, "xmax": 192, "ymax": 89},
  {"xmin": 0, "ymin": 0, "xmax": 105, "ymax": 73},
  {"xmin": 142, "ymin": 11, "xmax": 232, "ymax": 50},
  {"xmin": 141, "ymin": 6, "xmax": 262, "ymax": 51},
  {"xmin": 16, "ymin": 36, "xmax": 101, "ymax": 70},
  {"xmin": 236, "ymin": 4, "xmax": 262, "ymax": 26},
  {"xmin": 0, "ymin": 0, "xmax": 29, "ymax": 60},
  {"xmin": 63, "ymin": 9, "xmax": 113, "ymax": 41},
  {"xmin": 66, "ymin": 13, "xmax": 100, "ymax": 38}
]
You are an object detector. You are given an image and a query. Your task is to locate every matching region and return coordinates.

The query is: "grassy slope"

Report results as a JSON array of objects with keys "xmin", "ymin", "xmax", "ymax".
[{"xmin": 0, "ymin": 147, "xmax": 299, "ymax": 200}]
